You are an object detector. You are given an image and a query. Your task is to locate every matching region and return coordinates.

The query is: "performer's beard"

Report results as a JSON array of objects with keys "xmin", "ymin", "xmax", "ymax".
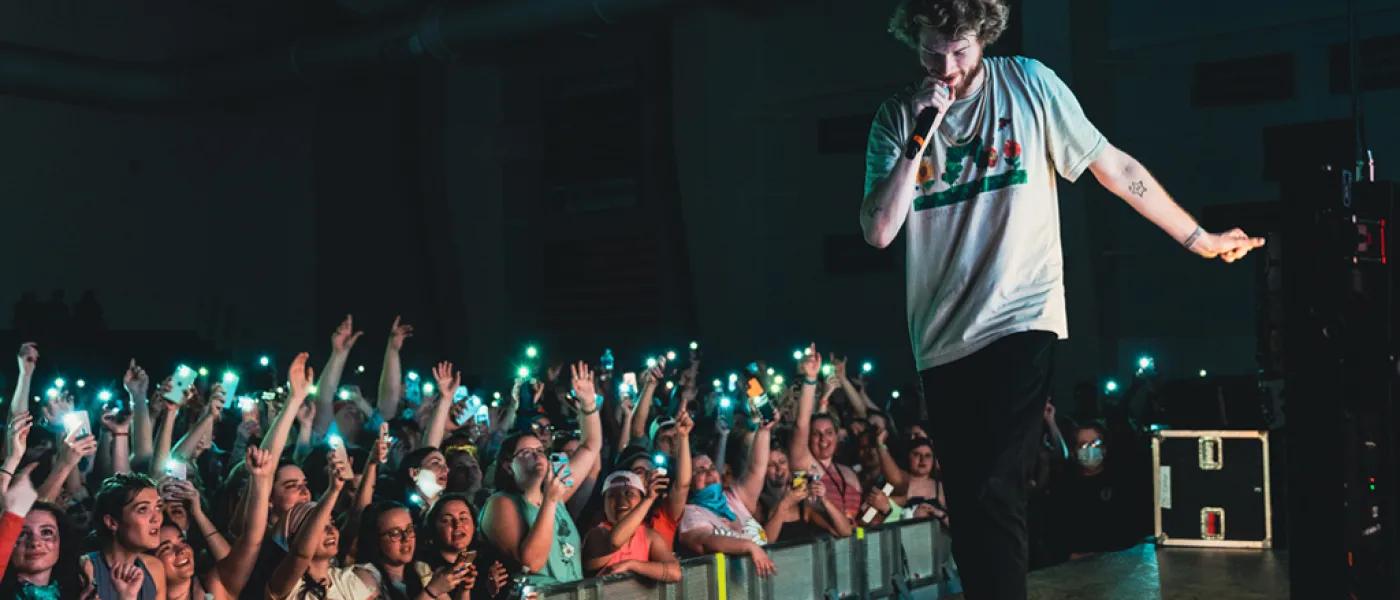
[{"xmin": 945, "ymin": 58, "xmax": 984, "ymax": 99}]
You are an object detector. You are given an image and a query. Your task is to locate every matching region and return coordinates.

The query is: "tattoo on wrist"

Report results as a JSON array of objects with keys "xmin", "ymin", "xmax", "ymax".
[{"xmin": 1128, "ymin": 181, "xmax": 1147, "ymax": 198}]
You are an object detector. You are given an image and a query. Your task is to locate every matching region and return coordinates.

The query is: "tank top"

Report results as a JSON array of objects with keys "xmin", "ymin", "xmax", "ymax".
[
  {"xmin": 812, "ymin": 461, "xmax": 863, "ymax": 519},
  {"xmin": 86, "ymin": 551, "xmax": 158, "ymax": 600},
  {"xmin": 597, "ymin": 522, "xmax": 650, "ymax": 570},
  {"xmin": 483, "ymin": 492, "xmax": 584, "ymax": 586}
]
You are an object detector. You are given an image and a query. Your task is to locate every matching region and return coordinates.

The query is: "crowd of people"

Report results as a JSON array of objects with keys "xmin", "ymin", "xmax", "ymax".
[{"xmin": 0, "ymin": 314, "xmax": 1154, "ymax": 600}]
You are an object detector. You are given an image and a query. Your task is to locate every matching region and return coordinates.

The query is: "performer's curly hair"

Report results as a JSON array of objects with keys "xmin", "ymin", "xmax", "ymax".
[{"xmin": 888, "ymin": 0, "xmax": 1011, "ymax": 49}]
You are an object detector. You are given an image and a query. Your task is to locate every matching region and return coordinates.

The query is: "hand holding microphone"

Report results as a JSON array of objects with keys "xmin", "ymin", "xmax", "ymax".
[{"xmin": 903, "ymin": 79, "xmax": 956, "ymax": 160}]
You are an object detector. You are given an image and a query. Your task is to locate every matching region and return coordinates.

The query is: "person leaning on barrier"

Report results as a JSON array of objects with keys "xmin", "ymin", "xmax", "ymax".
[
  {"xmin": 676, "ymin": 412, "xmax": 779, "ymax": 577},
  {"xmin": 580, "ymin": 471, "xmax": 681, "ymax": 581}
]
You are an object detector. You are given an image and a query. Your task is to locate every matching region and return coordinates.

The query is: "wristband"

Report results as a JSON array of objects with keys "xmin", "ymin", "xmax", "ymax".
[
  {"xmin": 1182, "ymin": 226, "xmax": 1204, "ymax": 249},
  {"xmin": 803, "ymin": 378, "xmax": 819, "ymax": 386},
  {"xmin": 579, "ymin": 402, "xmax": 600, "ymax": 416},
  {"xmin": 0, "ymin": 468, "xmax": 11, "ymax": 478}
]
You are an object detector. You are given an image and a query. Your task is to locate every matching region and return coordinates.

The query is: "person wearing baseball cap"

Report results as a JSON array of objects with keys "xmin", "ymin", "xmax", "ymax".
[{"xmin": 579, "ymin": 471, "xmax": 680, "ymax": 581}]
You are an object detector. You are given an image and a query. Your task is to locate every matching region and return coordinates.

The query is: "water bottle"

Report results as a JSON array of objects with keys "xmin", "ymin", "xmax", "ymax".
[{"xmin": 601, "ymin": 349, "xmax": 614, "ymax": 371}]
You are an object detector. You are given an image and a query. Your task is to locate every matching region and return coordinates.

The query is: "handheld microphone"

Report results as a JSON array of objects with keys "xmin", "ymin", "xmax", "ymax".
[{"xmin": 903, "ymin": 107, "xmax": 941, "ymax": 160}]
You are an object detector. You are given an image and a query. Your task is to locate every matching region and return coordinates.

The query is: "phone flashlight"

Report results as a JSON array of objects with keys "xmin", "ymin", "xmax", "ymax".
[
  {"xmin": 423, "ymin": 383, "xmax": 435, "ymax": 394},
  {"xmin": 665, "ymin": 381, "xmax": 674, "ymax": 390},
  {"xmin": 409, "ymin": 493, "xmax": 424, "ymax": 506},
  {"xmin": 55, "ymin": 378, "xmax": 65, "ymax": 389},
  {"xmin": 862, "ymin": 362, "xmax": 873, "ymax": 373},
  {"xmin": 98, "ymin": 390, "xmax": 113, "ymax": 402},
  {"xmin": 493, "ymin": 391, "xmax": 502, "ymax": 400},
  {"xmin": 653, "ymin": 453, "xmax": 667, "ymax": 466},
  {"xmin": 713, "ymin": 379, "xmax": 722, "ymax": 388},
  {"xmin": 517, "ymin": 366, "xmax": 530, "ymax": 379},
  {"xmin": 338, "ymin": 390, "xmax": 351, "ymax": 401},
  {"xmin": 766, "ymin": 368, "xmax": 775, "ymax": 376},
  {"xmin": 720, "ymin": 396, "xmax": 732, "ymax": 409},
  {"xmin": 223, "ymin": 372, "xmax": 237, "ymax": 384},
  {"xmin": 46, "ymin": 388, "xmax": 58, "ymax": 399},
  {"xmin": 690, "ymin": 341, "xmax": 699, "ymax": 351},
  {"xmin": 197, "ymin": 367, "xmax": 209, "ymax": 377},
  {"xmin": 773, "ymin": 375, "xmax": 785, "ymax": 385},
  {"xmin": 308, "ymin": 385, "xmax": 319, "ymax": 395},
  {"xmin": 892, "ymin": 390, "xmax": 901, "ymax": 399},
  {"xmin": 666, "ymin": 351, "xmax": 677, "ymax": 361},
  {"xmin": 76, "ymin": 380, "xmax": 86, "ymax": 389},
  {"xmin": 239, "ymin": 396, "xmax": 257, "ymax": 412},
  {"xmin": 62, "ymin": 412, "xmax": 85, "ymax": 432},
  {"xmin": 526, "ymin": 346, "xmax": 538, "ymax": 359},
  {"xmin": 646, "ymin": 358, "xmax": 658, "ymax": 369},
  {"xmin": 407, "ymin": 371, "xmax": 419, "ymax": 381},
  {"xmin": 328, "ymin": 434, "xmax": 344, "ymax": 448},
  {"xmin": 822, "ymin": 364, "xmax": 833, "ymax": 376},
  {"xmin": 259, "ymin": 356, "xmax": 270, "ymax": 367},
  {"xmin": 792, "ymin": 350, "xmax": 803, "ymax": 360}
]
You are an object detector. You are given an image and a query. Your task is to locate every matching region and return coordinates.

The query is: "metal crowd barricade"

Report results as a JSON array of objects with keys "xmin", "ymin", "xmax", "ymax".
[{"xmin": 535, "ymin": 518, "xmax": 958, "ymax": 599}]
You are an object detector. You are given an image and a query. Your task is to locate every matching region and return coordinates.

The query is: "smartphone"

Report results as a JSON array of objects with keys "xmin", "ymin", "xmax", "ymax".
[
  {"xmin": 550, "ymin": 452, "xmax": 573, "ymax": 486},
  {"xmin": 164, "ymin": 366, "xmax": 197, "ymax": 404},
  {"xmin": 238, "ymin": 396, "xmax": 257, "ymax": 414},
  {"xmin": 221, "ymin": 372, "xmax": 241, "ymax": 406},
  {"xmin": 454, "ymin": 385, "xmax": 471, "ymax": 404},
  {"xmin": 474, "ymin": 405, "xmax": 490, "ymax": 425},
  {"xmin": 791, "ymin": 471, "xmax": 809, "ymax": 489},
  {"xmin": 458, "ymin": 549, "xmax": 478, "ymax": 564},
  {"xmin": 165, "ymin": 459, "xmax": 188, "ymax": 481},
  {"xmin": 62, "ymin": 411, "xmax": 92, "ymax": 439},
  {"xmin": 378, "ymin": 423, "xmax": 391, "ymax": 463},
  {"xmin": 328, "ymin": 433, "xmax": 350, "ymax": 466}
]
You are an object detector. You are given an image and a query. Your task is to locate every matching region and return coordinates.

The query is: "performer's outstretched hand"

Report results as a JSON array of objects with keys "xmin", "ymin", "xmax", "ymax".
[{"xmin": 1188, "ymin": 228, "xmax": 1265, "ymax": 263}]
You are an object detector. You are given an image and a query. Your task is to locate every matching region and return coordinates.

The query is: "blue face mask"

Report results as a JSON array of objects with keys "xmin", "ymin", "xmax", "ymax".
[
  {"xmin": 1077, "ymin": 446, "xmax": 1104, "ymax": 470},
  {"xmin": 689, "ymin": 483, "xmax": 737, "ymax": 521}
]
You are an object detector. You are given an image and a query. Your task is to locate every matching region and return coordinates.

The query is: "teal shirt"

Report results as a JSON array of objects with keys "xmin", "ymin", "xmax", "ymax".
[{"xmin": 486, "ymin": 492, "xmax": 584, "ymax": 585}]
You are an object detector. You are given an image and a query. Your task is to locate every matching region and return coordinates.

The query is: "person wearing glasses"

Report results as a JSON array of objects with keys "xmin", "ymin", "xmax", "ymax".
[
  {"xmin": 1049, "ymin": 420, "xmax": 1149, "ymax": 561},
  {"xmin": 355, "ymin": 502, "xmax": 477, "ymax": 600},
  {"xmin": 480, "ymin": 363, "xmax": 602, "ymax": 586}
]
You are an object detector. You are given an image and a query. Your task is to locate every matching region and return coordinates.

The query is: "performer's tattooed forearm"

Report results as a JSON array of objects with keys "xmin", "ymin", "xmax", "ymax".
[{"xmin": 1128, "ymin": 181, "xmax": 1147, "ymax": 198}]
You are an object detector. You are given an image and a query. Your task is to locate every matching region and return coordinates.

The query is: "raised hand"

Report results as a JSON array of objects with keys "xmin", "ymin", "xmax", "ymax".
[
  {"xmin": 570, "ymin": 362, "xmax": 597, "ymax": 406},
  {"xmin": 761, "ymin": 410, "xmax": 782, "ymax": 431},
  {"xmin": 388, "ymin": 316, "xmax": 414, "ymax": 351},
  {"xmin": 425, "ymin": 557, "xmax": 473, "ymax": 597},
  {"xmin": 287, "ymin": 353, "xmax": 315, "ymax": 399},
  {"xmin": 41, "ymin": 393, "xmax": 73, "ymax": 429},
  {"xmin": 798, "ymin": 344, "xmax": 822, "ymax": 382},
  {"xmin": 331, "ymin": 314, "xmax": 365, "ymax": 354},
  {"xmin": 434, "ymin": 361, "xmax": 461, "ymax": 400},
  {"xmin": 123, "ymin": 360, "xmax": 149, "ymax": 399},
  {"xmin": 530, "ymin": 380, "xmax": 546, "ymax": 404},
  {"xmin": 163, "ymin": 479, "xmax": 202, "ymax": 509},
  {"xmin": 100, "ymin": 412, "xmax": 130, "ymax": 435},
  {"xmin": 645, "ymin": 469, "xmax": 669, "ymax": 500},
  {"xmin": 674, "ymin": 408, "xmax": 695, "ymax": 437},
  {"xmin": 58, "ymin": 430, "xmax": 98, "ymax": 467},
  {"xmin": 644, "ymin": 366, "xmax": 664, "ymax": 388},
  {"xmin": 831, "ymin": 355, "xmax": 848, "ymax": 380},
  {"xmin": 236, "ymin": 419, "xmax": 261, "ymax": 439},
  {"xmin": 326, "ymin": 447, "xmax": 354, "ymax": 483},
  {"xmin": 16, "ymin": 343, "xmax": 38, "ymax": 376},
  {"xmin": 783, "ymin": 481, "xmax": 810, "ymax": 506},
  {"xmin": 808, "ymin": 478, "xmax": 828, "ymax": 500},
  {"xmin": 246, "ymin": 447, "xmax": 275, "ymax": 480},
  {"xmin": 5, "ymin": 412, "xmax": 33, "ymax": 461},
  {"xmin": 1188, "ymin": 227, "xmax": 1265, "ymax": 263},
  {"xmin": 295, "ymin": 401, "xmax": 316, "ymax": 429},
  {"xmin": 111, "ymin": 559, "xmax": 147, "ymax": 600},
  {"xmin": 206, "ymin": 384, "xmax": 226, "ymax": 421}
]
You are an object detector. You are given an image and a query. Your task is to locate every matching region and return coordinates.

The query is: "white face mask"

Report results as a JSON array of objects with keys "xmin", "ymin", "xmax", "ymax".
[
  {"xmin": 415, "ymin": 469, "xmax": 444, "ymax": 500},
  {"xmin": 1076, "ymin": 446, "xmax": 1104, "ymax": 470}
]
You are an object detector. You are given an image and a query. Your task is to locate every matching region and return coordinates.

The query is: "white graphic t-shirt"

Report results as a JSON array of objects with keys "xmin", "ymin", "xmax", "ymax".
[{"xmin": 864, "ymin": 56, "xmax": 1106, "ymax": 370}]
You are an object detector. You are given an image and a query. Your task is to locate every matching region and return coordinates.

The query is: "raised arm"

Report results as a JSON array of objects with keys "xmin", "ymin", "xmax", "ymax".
[
  {"xmin": 788, "ymin": 345, "xmax": 821, "ymax": 471},
  {"xmin": 268, "ymin": 474, "xmax": 345, "ymax": 600},
  {"xmin": 1088, "ymin": 144, "xmax": 1263, "ymax": 262},
  {"xmin": 211, "ymin": 447, "xmax": 275, "ymax": 598},
  {"xmin": 629, "ymin": 367, "xmax": 662, "ymax": 442},
  {"xmin": 482, "ymin": 468, "xmax": 569, "ymax": 574},
  {"xmin": 563, "ymin": 362, "xmax": 603, "ymax": 503},
  {"xmin": 262, "ymin": 353, "xmax": 314, "ymax": 458},
  {"xmin": 377, "ymin": 317, "xmax": 413, "ymax": 421},
  {"xmin": 10, "ymin": 343, "xmax": 38, "ymax": 416},
  {"xmin": 314, "ymin": 315, "xmax": 363, "ymax": 440},
  {"xmin": 1, "ymin": 412, "xmax": 33, "ymax": 495},
  {"xmin": 124, "ymin": 360, "xmax": 155, "ymax": 463},
  {"xmin": 874, "ymin": 429, "xmax": 909, "ymax": 492},
  {"xmin": 667, "ymin": 410, "xmax": 694, "ymax": 521},
  {"xmin": 37, "ymin": 431, "xmax": 96, "ymax": 501},
  {"xmin": 735, "ymin": 416, "xmax": 774, "ymax": 515},
  {"xmin": 424, "ymin": 362, "xmax": 461, "ymax": 449}
]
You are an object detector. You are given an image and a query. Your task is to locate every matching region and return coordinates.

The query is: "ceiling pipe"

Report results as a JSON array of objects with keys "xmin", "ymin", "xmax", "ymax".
[{"xmin": 0, "ymin": 0, "xmax": 692, "ymax": 109}]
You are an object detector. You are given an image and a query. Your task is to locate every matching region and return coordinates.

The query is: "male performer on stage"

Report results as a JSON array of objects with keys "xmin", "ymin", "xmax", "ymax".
[{"xmin": 859, "ymin": 1, "xmax": 1263, "ymax": 597}]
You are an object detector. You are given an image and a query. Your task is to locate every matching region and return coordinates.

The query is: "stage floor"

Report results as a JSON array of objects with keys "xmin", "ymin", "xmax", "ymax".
[{"xmin": 950, "ymin": 544, "xmax": 1289, "ymax": 599}]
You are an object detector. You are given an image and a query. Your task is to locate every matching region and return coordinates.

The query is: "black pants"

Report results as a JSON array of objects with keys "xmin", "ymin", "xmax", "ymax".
[{"xmin": 920, "ymin": 331, "xmax": 1057, "ymax": 600}]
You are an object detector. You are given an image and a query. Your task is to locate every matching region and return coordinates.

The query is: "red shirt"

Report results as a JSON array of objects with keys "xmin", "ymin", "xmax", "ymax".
[{"xmin": 0, "ymin": 512, "xmax": 25, "ymax": 583}]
